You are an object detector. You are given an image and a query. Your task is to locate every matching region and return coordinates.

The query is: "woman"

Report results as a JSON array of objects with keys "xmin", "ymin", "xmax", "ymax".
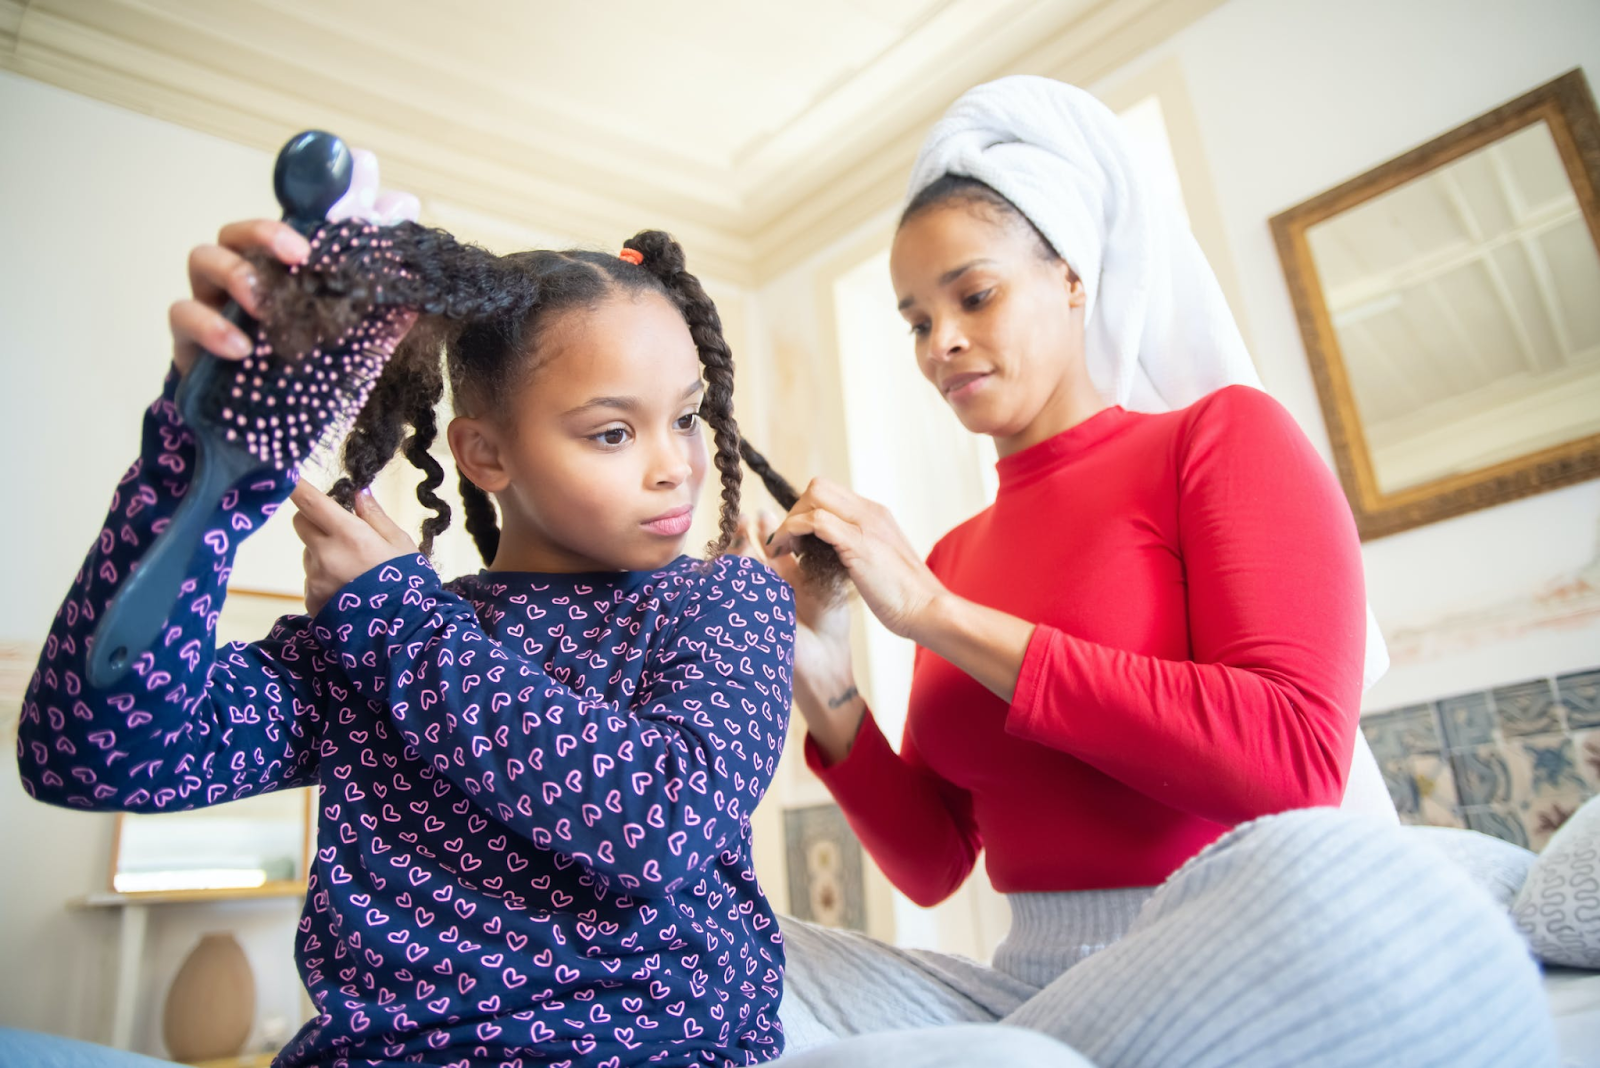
[{"xmin": 748, "ymin": 76, "xmax": 1554, "ymax": 1067}]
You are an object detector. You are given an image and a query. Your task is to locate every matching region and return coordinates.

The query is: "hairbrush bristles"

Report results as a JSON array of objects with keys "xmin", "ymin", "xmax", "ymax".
[{"xmin": 204, "ymin": 221, "xmax": 416, "ymax": 472}]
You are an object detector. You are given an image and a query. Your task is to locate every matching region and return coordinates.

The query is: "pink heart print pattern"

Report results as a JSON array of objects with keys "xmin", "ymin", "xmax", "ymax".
[{"xmin": 18, "ymin": 370, "xmax": 798, "ymax": 1067}]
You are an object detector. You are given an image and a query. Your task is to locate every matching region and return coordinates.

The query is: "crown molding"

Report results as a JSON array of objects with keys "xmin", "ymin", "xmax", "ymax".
[
  {"xmin": 746, "ymin": 0, "xmax": 1226, "ymax": 282},
  {"xmin": 2, "ymin": 0, "xmax": 1224, "ymax": 288},
  {"xmin": 0, "ymin": 0, "xmax": 759, "ymax": 280}
]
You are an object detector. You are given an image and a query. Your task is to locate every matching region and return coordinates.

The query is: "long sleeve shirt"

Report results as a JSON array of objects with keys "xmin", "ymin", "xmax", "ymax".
[
  {"xmin": 807, "ymin": 386, "xmax": 1366, "ymax": 907},
  {"xmin": 17, "ymin": 371, "xmax": 797, "ymax": 1067}
]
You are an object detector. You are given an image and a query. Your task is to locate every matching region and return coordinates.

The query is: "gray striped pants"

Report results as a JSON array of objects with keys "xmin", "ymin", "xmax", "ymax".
[{"xmin": 773, "ymin": 809, "xmax": 1557, "ymax": 1067}]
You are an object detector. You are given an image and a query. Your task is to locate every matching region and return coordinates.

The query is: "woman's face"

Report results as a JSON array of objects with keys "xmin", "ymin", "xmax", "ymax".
[{"xmin": 889, "ymin": 202, "xmax": 1090, "ymax": 455}]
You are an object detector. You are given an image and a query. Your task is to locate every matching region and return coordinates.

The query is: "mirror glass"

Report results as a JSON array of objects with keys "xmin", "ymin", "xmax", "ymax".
[{"xmin": 1305, "ymin": 118, "xmax": 1600, "ymax": 495}]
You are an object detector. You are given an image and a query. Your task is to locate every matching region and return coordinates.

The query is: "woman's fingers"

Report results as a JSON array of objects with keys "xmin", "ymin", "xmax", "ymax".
[
  {"xmin": 768, "ymin": 507, "xmax": 856, "ymax": 560},
  {"xmin": 169, "ymin": 299, "xmax": 253, "ymax": 372},
  {"xmin": 216, "ymin": 219, "xmax": 310, "ymax": 266},
  {"xmin": 187, "ymin": 243, "xmax": 261, "ymax": 316}
]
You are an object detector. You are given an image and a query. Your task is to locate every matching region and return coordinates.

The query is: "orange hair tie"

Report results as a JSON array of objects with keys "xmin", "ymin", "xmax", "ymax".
[{"xmin": 618, "ymin": 248, "xmax": 644, "ymax": 265}]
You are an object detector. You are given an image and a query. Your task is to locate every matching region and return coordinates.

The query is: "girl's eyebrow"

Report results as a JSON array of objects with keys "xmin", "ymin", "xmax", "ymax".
[
  {"xmin": 897, "ymin": 258, "xmax": 998, "ymax": 311},
  {"xmin": 563, "ymin": 380, "xmax": 704, "ymax": 417}
]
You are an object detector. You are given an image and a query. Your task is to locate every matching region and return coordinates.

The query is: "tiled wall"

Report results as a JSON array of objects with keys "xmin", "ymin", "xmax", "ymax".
[{"xmin": 1361, "ymin": 668, "xmax": 1600, "ymax": 851}]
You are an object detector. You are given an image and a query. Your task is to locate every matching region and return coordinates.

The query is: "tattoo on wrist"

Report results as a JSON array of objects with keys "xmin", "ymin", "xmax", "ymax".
[{"xmin": 826, "ymin": 686, "xmax": 859, "ymax": 710}]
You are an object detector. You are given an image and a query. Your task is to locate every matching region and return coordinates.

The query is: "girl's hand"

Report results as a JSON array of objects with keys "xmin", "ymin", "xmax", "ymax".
[
  {"xmin": 170, "ymin": 219, "xmax": 311, "ymax": 377},
  {"xmin": 290, "ymin": 481, "xmax": 418, "ymax": 616},
  {"xmin": 766, "ymin": 478, "xmax": 947, "ymax": 643}
]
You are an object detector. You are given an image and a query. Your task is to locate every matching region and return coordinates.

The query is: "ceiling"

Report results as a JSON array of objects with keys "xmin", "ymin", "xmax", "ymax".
[{"xmin": 0, "ymin": 0, "xmax": 1222, "ymax": 281}]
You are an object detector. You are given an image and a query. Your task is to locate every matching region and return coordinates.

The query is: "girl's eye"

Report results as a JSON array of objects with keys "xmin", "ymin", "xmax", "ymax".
[
  {"xmin": 594, "ymin": 427, "xmax": 631, "ymax": 447},
  {"xmin": 676, "ymin": 412, "xmax": 701, "ymax": 432},
  {"xmin": 909, "ymin": 321, "xmax": 930, "ymax": 338},
  {"xmin": 963, "ymin": 288, "xmax": 994, "ymax": 309}
]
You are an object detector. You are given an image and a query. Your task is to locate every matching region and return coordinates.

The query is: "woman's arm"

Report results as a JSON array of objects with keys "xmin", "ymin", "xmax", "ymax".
[{"xmin": 769, "ymin": 386, "xmax": 1366, "ymax": 827}]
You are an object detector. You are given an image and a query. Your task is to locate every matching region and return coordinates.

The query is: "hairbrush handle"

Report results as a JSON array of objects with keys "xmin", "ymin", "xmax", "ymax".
[
  {"xmin": 86, "ymin": 369, "xmax": 261, "ymax": 690},
  {"xmin": 275, "ymin": 130, "xmax": 354, "ymax": 233},
  {"xmin": 85, "ymin": 131, "xmax": 354, "ymax": 690}
]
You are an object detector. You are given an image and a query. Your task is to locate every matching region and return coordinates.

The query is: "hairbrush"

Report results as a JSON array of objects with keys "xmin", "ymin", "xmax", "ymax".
[{"xmin": 87, "ymin": 131, "xmax": 408, "ymax": 689}]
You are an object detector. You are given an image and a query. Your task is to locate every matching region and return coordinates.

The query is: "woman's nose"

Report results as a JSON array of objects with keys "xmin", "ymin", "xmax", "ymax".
[{"xmin": 928, "ymin": 317, "xmax": 969, "ymax": 361}]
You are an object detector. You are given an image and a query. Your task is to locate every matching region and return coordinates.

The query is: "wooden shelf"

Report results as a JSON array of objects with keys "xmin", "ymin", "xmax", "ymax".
[{"xmin": 73, "ymin": 882, "xmax": 306, "ymax": 909}]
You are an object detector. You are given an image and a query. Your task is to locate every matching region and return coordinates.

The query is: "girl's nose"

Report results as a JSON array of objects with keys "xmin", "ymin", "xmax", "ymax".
[{"xmin": 651, "ymin": 440, "xmax": 693, "ymax": 488}]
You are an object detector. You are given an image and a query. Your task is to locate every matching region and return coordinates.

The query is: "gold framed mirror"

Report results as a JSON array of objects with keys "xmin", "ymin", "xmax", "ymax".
[{"xmin": 1271, "ymin": 69, "xmax": 1600, "ymax": 540}]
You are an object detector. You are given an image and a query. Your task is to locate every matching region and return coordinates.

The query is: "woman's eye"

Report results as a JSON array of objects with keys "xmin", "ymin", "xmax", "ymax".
[
  {"xmin": 963, "ymin": 289, "xmax": 994, "ymax": 309},
  {"xmin": 909, "ymin": 321, "xmax": 930, "ymax": 338},
  {"xmin": 595, "ymin": 427, "xmax": 630, "ymax": 447}
]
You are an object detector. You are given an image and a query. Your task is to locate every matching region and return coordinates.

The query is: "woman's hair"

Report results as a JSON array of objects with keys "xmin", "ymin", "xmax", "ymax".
[
  {"xmin": 900, "ymin": 174, "xmax": 1058, "ymax": 264},
  {"xmin": 249, "ymin": 222, "xmax": 846, "ymax": 590}
]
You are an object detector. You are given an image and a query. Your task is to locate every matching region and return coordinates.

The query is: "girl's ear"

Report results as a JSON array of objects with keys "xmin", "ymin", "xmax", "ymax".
[{"xmin": 448, "ymin": 416, "xmax": 512, "ymax": 493}]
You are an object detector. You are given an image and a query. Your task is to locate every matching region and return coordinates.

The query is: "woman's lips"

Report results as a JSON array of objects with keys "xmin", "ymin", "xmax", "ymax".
[
  {"xmin": 642, "ymin": 506, "xmax": 694, "ymax": 537},
  {"xmin": 942, "ymin": 371, "xmax": 991, "ymax": 402}
]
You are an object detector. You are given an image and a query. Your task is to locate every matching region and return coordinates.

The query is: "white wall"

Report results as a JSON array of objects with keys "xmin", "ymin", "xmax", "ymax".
[
  {"xmin": 0, "ymin": 69, "xmax": 767, "ymax": 1055},
  {"xmin": 0, "ymin": 69, "xmax": 308, "ymax": 1055},
  {"xmin": 1087, "ymin": 0, "xmax": 1600, "ymax": 712}
]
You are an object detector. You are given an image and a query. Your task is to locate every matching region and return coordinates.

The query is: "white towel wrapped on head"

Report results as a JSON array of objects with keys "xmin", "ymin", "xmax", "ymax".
[{"xmin": 907, "ymin": 75, "xmax": 1396, "ymax": 819}]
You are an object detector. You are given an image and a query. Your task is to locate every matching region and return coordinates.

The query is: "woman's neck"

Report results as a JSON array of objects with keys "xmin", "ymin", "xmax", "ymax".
[{"xmin": 995, "ymin": 370, "xmax": 1108, "ymax": 458}]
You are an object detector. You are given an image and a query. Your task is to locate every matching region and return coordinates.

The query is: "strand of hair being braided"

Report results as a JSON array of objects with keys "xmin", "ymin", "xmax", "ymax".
[{"xmin": 736, "ymin": 438, "xmax": 847, "ymax": 593}]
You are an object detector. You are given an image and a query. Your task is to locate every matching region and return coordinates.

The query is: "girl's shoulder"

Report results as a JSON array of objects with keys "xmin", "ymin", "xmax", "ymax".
[
  {"xmin": 664, "ymin": 553, "xmax": 793, "ymax": 609},
  {"xmin": 441, "ymin": 554, "xmax": 791, "ymax": 615}
]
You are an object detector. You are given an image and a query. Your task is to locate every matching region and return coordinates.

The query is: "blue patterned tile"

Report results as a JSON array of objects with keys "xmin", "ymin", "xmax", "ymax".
[
  {"xmin": 1451, "ymin": 743, "xmax": 1512, "ymax": 805},
  {"xmin": 1463, "ymin": 804, "xmax": 1530, "ymax": 849},
  {"xmin": 1492, "ymin": 679, "xmax": 1561, "ymax": 736},
  {"xmin": 1575, "ymin": 730, "xmax": 1600, "ymax": 792},
  {"xmin": 1377, "ymin": 757, "xmax": 1419, "ymax": 816},
  {"xmin": 1408, "ymin": 754, "xmax": 1462, "ymax": 827},
  {"xmin": 1557, "ymin": 669, "xmax": 1600, "ymax": 729},
  {"xmin": 1438, "ymin": 693, "xmax": 1496, "ymax": 750},
  {"xmin": 1522, "ymin": 790, "xmax": 1591, "ymax": 852},
  {"xmin": 1505, "ymin": 731, "xmax": 1590, "ymax": 800},
  {"xmin": 1362, "ymin": 704, "xmax": 1441, "ymax": 761}
]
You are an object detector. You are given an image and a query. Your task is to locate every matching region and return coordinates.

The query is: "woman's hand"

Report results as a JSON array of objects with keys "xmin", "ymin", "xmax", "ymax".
[
  {"xmin": 290, "ymin": 481, "xmax": 418, "ymax": 616},
  {"xmin": 731, "ymin": 512, "xmax": 866, "ymax": 762},
  {"xmin": 766, "ymin": 478, "xmax": 948, "ymax": 643},
  {"xmin": 170, "ymin": 219, "xmax": 311, "ymax": 377}
]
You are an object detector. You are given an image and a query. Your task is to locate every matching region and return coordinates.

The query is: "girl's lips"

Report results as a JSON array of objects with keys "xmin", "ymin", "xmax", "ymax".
[
  {"xmin": 943, "ymin": 371, "xmax": 991, "ymax": 403},
  {"xmin": 642, "ymin": 507, "xmax": 693, "ymax": 537}
]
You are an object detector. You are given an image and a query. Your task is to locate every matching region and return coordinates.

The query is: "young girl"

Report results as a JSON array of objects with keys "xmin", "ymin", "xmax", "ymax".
[{"xmin": 16, "ymin": 219, "xmax": 799, "ymax": 1068}]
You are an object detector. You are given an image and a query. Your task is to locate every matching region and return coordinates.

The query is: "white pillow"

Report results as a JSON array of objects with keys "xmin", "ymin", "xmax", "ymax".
[
  {"xmin": 1405, "ymin": 824, "xmax": 1536, "ymax": 911},
  {"xmin": 1513, "ymin": 794, "xmax": 1600, "ymax": 969}
]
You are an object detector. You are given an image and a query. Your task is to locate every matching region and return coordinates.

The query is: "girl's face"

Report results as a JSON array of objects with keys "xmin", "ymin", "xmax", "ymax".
[
  {"xmin": 889, "ymin": 203, "xmax": 1092, "ymax": 456},
  {"xmin": 451, "ymin": 291, "xmax": 709, "ymax": 573}
]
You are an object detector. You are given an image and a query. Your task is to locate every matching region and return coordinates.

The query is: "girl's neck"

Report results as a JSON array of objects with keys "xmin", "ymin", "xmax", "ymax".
[{"xmin": 487, "ymin": 521, "xmax": 618, "ymax": 575}]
